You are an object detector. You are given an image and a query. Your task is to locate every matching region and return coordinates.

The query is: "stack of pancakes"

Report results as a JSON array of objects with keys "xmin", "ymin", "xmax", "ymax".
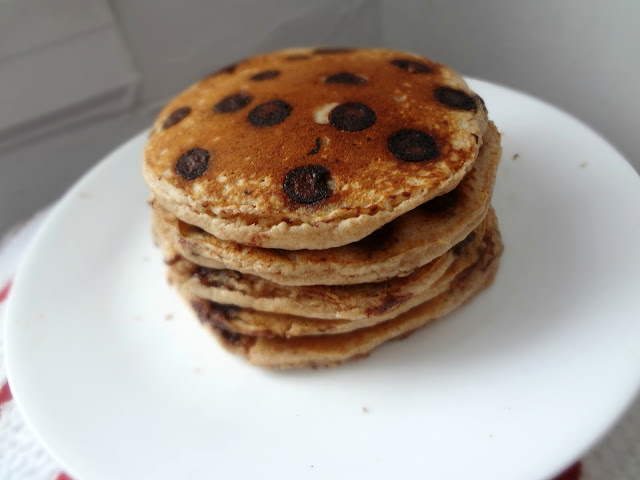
[{"xmin": 142, "ymin": 47, "xmax": 503, "ymax": 368}]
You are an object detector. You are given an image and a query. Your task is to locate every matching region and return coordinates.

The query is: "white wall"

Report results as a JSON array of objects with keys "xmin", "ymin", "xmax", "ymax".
[
  {"xmin": 380, "ymin": 0, "xmax": 640, "ymax": 170},
  {"xmin": 0, "ymin": 0, "xmax": 381, "ymax": 234},
  {"xmin": 0, "ymin": 0, "xmax": 638, "ymax": 235}
]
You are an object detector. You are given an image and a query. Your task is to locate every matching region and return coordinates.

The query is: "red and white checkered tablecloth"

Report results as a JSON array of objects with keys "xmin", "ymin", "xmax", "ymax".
[{"xmin": 0, "ymin": 208, "xmax": 638, "ymax": 480}]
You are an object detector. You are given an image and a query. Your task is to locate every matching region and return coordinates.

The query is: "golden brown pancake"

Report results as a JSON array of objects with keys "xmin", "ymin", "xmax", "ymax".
[
  {"xmin": 165, "ymin": 209, "xmax": 494, "ymax": 324},
  {"xmin": 144, "ymin": 47, "xmax": 504, "ymax": 370},
  {"xmin": 151, "ymin": 122, "xmax": 500, "ymax": 285},
  {"xmin": 181, "ymin": 215, "xmax": 503, "ymax": 368},
  {"xmin": 143, "ymin": 47, "xmax": 489, "ymax": 250}
]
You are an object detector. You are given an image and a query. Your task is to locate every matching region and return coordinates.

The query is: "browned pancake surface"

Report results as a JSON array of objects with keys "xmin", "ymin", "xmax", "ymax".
[
  {"xmin": 144, "ymin": 47, "xmax": 488, "ymax": 248},
  {"xmin": 151, "ymin": 122, "xmax": 501, "ymax": 283}
]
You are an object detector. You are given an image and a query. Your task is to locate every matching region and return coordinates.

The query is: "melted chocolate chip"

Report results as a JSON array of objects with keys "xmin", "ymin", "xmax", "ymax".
[
  {"xmin": 307, "ymin": 138, "xmax": 322, "ymax": 155},
  {"xmin": 387, "ymin": 129, "xmax": 439, "ymax": 162},
  {"xmin": 325, "ymin": 72, "xmax": 367, "ymax": 85},
  {"xmin": 213, "ymin": 93, "xmax": 253, "ymax": 113},
  {"xmin": 250, "ymin": 69, "xmax": 280, "ymax": 81},
  {"xmin": 390, "ymin": 58, "xmax": 432, "ymax": 74},
  {"xmin": 452, "ymin": 231, "xmax": 476, "ymax": 256},
  {"xmin": 192, "ymin": 299, "xmax": 239, "ymax": 323},
  {"xmin": 162, "ymin": 106, "xmax": 191, "ymax": 129},
  {"xmin": 191, "ymin": 300, "xmax": 244, "ymax": 344},
  {"xmin": 216, "ymin": 306, "xmax": 239, "ymax": 323},
  {"xmin": 190, "ymin": 299, "xmax": 209, "ymax": 320},
  {"xmin": 195, "ymin": 266, "xmax": 219, "ymax": 286},
  {"xmin": 329, "ymin": 102, "xmax": 376, "ymax": 132},
  {"xmin": 313, "ymin": 47, "xmax": 354, "ymax": 54},
  {"xmin": 248, "ymin": 99, "xmax": 292, "ymax": 127},
  {"xmin": 175, "ymin": 148, "xmax": 210, "ymax": 180},
  {"xmin": 219, "ymin": 327, "xmax": 244, "ymax": 345},
  {"xmin": 434, "ymin": 87, "xmax": 476, "ymax": 111},
  {"xmin": 284, "ymin": 165, "xmax": 332, "ymax": 204},
  {"xmin": 420, "ymin": 189, "xmax": 460, "ymax": 213},
  {"xmin": 480, "ymin": 230, "xmax": 497, "ymax": 271},
  {"xmin": 366, "ymin": 294, "xmax": 412, "ymax": 316}
]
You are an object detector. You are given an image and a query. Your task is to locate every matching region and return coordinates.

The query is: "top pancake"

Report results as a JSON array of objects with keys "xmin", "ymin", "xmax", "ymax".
[{"xmin": 143, "ymin": 47, "xmax": 489, "ymax": 250}]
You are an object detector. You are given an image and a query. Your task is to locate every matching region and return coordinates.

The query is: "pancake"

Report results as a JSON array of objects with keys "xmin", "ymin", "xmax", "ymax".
[
  {"xmin": 166, "ymin": 209, "xmax": 494, "ymax": 324},
  {"xmin": 176, "ymin": 209, "xmax": 499, "ymax": 337},
  {"xmin": 143, "ymin": 47, "xmax": 489, "ymax": 250},
  {"xmin": 152, "ymin": 122, "xmax": 500, "ymax": 285},
  {"xmin": 182, "ymin": 217, "xmax": 503, "ymax": 368}
]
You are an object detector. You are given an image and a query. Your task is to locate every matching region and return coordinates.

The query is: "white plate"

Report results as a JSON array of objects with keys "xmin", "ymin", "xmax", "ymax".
[{"xmin": 5, "ymin": 79, "xmax": 640, "ymax": 480}]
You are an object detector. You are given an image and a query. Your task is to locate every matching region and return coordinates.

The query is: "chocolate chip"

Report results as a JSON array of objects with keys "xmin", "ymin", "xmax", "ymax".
[
  {"xmin": 213, "ymin": 93, "xmax": 253, "ymax": 113},
  {"xmin": 313, "ymin": 47, "xmax": 354, "ymax": 54},
  {"xmin": 452, "ymin": 231, "xmax": 476, "ymax": 255},
  {"xmin": 390, "ymin": 58, "xmax": 432, "ymax": 74},
  {"xmin": 325, "ymin": 72, "xmax": 367, "ymax": 85},
  {"xmin": 284, "ymin": 165, "xmax": 332, "ymax": 204},
  {"xmin": 162, "ymin": 106, "xmax": 191, "ymax": 129},
  {"xmin": 420, "ymin": 189, "xmax": 460, "ymax": 213},
  {"xmin": 329, "ymin": 102, "xmax": 376, "ymax": 132},
  {"xmin": 248, "ymin": 99, "xmax": 292, "ymax": 127},
  {"xmin": 307, "ymin": 138, "xmax": 322, "ymax": 155},
  {"xmin": 434, "ymin": 87, "xmax": 476, "ymax": 111},
  {"xmin": 175, "ymin": 148, "xmax": 210, "ymax": 180},
  {"xmin": 387, "ymin": 129, "xmax": 439, "ymax": 162},
  {"xmin": 250, "ymin": 70, "xmax": 280, "ymax": 81}
]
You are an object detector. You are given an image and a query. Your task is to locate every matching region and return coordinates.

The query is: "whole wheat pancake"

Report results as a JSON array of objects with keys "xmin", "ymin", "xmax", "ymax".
[
  {"xmin": 175, "ymin": 209, "xmax": 501, "ymax": 337},
  {"xmin": 182, "ymin": 219, "xmax": 502, "ymax": 368},
  {"xmin": 167, "ymin": 210, "xmax": 494, "ymax": 324},
  {"xmin": 152, "ymin": 122, "xmax": 500, "ymax": 285},
  {"xmin": 143, "ymin": 47, "xmax": 489, "ymax": 250}
]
